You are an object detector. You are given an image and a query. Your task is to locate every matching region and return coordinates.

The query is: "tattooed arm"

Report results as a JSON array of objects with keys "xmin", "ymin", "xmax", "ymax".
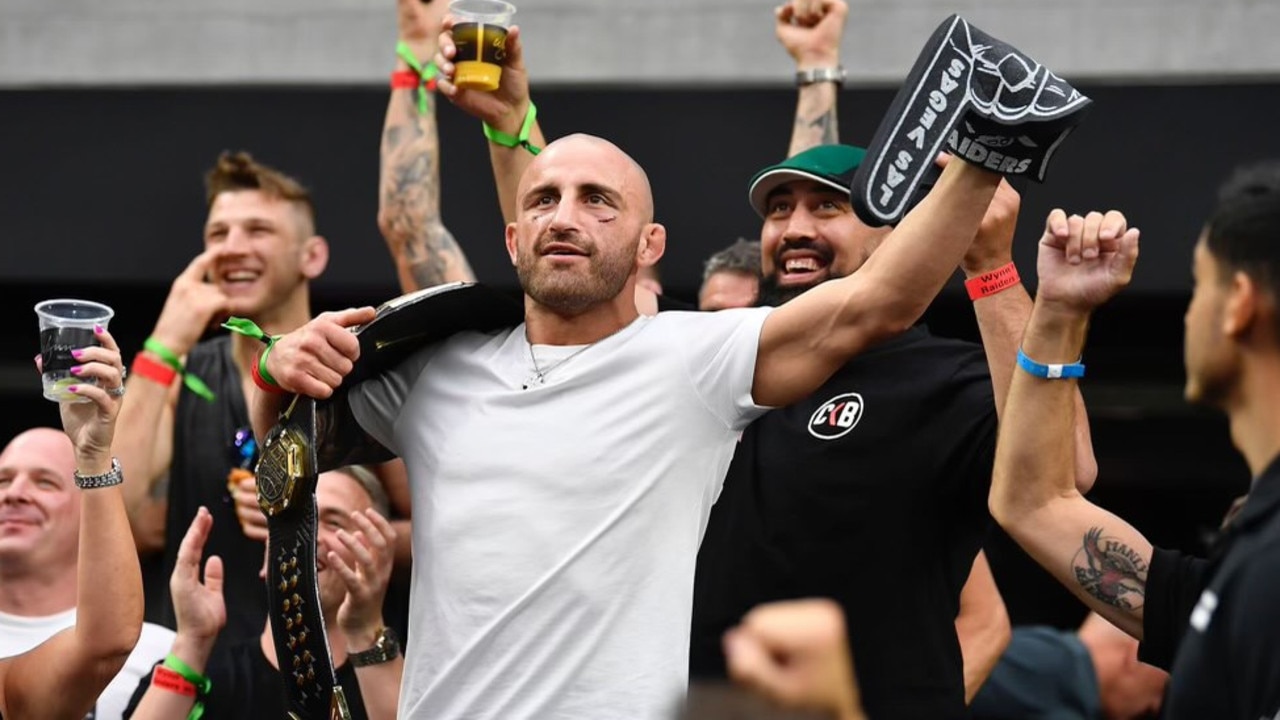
[
  {"xmin": 776, "ymin": 0, "xmax": 848, "ymax": 156},
  {"xmin": 989, "ymin": 209, "xmax": 1147, "ymax": 638},
  {"xmin": 377, "ymin": 0, "xmax": 475, "ymax": 293}
]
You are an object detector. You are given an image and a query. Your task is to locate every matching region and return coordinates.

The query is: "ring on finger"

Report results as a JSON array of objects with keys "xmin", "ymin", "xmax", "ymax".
[{"xmin": 108, "ymin": 385, "xmax": 126, "ymax": 397}]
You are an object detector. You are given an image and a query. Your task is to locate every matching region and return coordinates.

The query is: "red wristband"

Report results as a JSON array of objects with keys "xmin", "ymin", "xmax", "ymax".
[
  {"xmin": 132, "ymin": 353, "xmax": 178, "ymax": 387},
  {"xmin": 391, "ymin": 70, "xmax": 420, "ymax": 89},
  {"xmin": 965, "ymin": 262, "xmax": 1020, "ymax": 301},
  {"xmin": 251, "ymin": 354, "xmax": 286, "ymax": 395},
  {"xmin": 152, "ymin": 665, "xmax": 197, "ymax": 697}
]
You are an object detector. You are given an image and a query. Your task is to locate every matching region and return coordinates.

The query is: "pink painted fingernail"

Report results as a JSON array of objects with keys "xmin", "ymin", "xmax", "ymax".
[
  {"xmin": 94, "ymin": 324, "xmax": 104, "ymax": 335},
  {"xmin": 71, "ymin": 349, "xmax": 84, "ymax": 359},
  {"xmin": 68, "ymin": 385, "xmax": 80, "ymax": 393},
  {"xmin": 69, "ymin": 366, "xmax": 82, "ymax": 375}
]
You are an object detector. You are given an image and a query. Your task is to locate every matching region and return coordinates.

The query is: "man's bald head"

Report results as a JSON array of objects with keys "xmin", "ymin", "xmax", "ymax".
[
  {"xmin": 1, "ymin": 428, "xmax": 75, "ymax": 473},
  {"xmin": 519, "ymin": 133, "xmax": 655, "ymax": 223},
  {"xmin": 0, "ymin": 427, "xmax": 80, "ymax": 577}
]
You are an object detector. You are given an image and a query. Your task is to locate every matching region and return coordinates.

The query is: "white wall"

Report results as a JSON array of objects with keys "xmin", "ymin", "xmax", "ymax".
[{"xmin": 3, "ymin": 0, "xmax": 1278, "ymax": 87}]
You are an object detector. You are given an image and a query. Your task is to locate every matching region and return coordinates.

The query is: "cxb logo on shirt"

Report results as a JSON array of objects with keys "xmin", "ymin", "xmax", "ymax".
[{"xmin": 808, "ymin": 392, "xmax": 864, "ymax": 440}]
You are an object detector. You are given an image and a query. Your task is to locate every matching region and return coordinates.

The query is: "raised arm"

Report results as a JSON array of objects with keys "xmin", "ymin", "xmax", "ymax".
[
  {"xmin": 128, "ymin": 508, "xmax": 226, "ymax": 720},
  {"xmin": 989, "ymin": 209, "xmax": 1148, "ymax": 639},
  {"xmin": 115, "ymin": 249, "xmax": 228, "ymax": 555},
  {"xmin": 753, "ymin": 159, "xmax": 1001, "ymax": 407},
  {"xmin": 963, "ymin": 169, "xmax": 1097, "ymax": 492},
  {"xmin": 777, "ymin": 0, "xmax": 848, "ymax": 156},
  {"xmin": 435, "ymin": 18, "xmax": 545, "ymax": 225},
  {"xmin": 378, "ymin": 0, "xmax": 475, "ymax": 292},
  {"xmin": 2, "ymin": 329, "xmax": 141, "ymax": 720}
]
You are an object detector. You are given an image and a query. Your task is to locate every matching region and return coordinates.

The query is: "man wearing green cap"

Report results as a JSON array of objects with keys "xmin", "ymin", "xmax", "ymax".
[{"xmin": 690, "ymin": 142, "xmax": 1097, "ymax": 720}]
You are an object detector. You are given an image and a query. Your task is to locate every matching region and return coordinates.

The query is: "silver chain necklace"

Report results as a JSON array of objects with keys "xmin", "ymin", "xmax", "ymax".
[{"xmin": 523, "ymin": 340, "xmax": 595, "ymax": 390}]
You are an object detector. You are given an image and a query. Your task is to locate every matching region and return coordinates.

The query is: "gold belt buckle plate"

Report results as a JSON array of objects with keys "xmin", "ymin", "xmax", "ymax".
[{"xmin": 256, "ymin": 396, "xmax": 313, "ymax": 517}]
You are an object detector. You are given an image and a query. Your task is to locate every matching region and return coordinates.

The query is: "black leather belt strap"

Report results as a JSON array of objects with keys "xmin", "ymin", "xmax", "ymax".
[{"xmin": 258, "ymin": 394, "xmax": 352, "ymax": 720}]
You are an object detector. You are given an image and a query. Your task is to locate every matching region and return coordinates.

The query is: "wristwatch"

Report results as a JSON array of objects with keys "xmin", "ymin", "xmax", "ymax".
[
  {"xmin": 349, "ymin": 626, "xmax": 400, "ymax": 668},
  {"xmin": 74, "ymin": 458, "xmax": 123, "ymax": 490},
  {"xmin": 796, "ymin": 66, "xmax": 846, "ymax": 87}
]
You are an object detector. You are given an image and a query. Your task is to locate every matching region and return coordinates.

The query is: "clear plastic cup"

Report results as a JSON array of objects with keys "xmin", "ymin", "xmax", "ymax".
[
  {"xmin": 35, "ymin": 299, "xmax": 114, "ymax": 403},
  {"xmin": 449, "ymin": 0, "xmax": 516, "ymax": 92}
]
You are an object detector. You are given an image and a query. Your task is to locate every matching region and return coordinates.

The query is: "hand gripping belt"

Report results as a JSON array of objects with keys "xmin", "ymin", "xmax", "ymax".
[{"xmin": 254, "ymin": 282, "xmax": 522, "ymax": 719}]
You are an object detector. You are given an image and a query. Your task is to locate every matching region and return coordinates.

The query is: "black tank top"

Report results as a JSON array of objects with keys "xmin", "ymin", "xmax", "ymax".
[{"xmin": 160, "ymin": 336, "xmax": 267, "ymax": 646}]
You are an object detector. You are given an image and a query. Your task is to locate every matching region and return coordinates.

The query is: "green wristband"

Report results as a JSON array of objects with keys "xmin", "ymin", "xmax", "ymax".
[
  {"xmin": 221, "ymin": 317, "xmax": 282, "ymax": 387},
  {"xmin": 142, "ymin": 337, "xmax": 216, "ymax": 402},
  {"xmin": 395, "ymin": 40, "xmax": 440, "ymax": 116},
  {"xmin": 163, "ymin": 653, "xmax": 212, "ymax": 720},
  {"xmin": 483, "ymin": 101, "xmax": 542, "ymax": 156}
]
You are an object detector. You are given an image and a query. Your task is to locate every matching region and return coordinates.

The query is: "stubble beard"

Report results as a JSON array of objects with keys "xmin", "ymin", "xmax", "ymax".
[{"xmin": 518, "ymin": 243, "xmax": 635, "ymax": 316}]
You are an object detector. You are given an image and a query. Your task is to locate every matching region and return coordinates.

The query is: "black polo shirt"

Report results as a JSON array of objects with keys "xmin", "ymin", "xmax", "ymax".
[
  {"xmin": 691, "ymin": 325, "xmax": 996, "ymax": 720},
  {"xmin": 1139, "ymin": 455, "xmax": 1280, "ymax": 719}
]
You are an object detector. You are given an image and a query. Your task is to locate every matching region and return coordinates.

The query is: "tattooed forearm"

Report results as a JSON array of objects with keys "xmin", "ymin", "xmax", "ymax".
[
  {"xmin": 378, "ymin": 89, "xmax": 475, "ymax": 291},
  {"xmin": 788, "ymin": 84, "xmax": 840, "ymax": 156},
  {"xmin": 408, "ymin": 225, "xmax": 471, "ymax": 289},
  {"xmin": 797, "ymin": 109, "xmax": 838, "ymax": 145},
  {"xmin": 1072, "ymin": 526, "xmax": 1148, "ymax": 610}
]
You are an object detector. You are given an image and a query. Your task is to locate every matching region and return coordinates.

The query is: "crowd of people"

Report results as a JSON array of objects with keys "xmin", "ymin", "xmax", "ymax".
[{"xmin": 2, "ymin": 0, "xmax": 1279, "ymax": 719}]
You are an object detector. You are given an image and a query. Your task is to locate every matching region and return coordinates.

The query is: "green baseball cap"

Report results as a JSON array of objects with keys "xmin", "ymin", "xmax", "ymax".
[{"xmin": 747, "ymin": 144, "xmax": 867, "ymax": 218}]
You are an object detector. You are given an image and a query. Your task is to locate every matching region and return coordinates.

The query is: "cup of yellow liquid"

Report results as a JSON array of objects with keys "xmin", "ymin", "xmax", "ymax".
[{"xmin": 449, "ymin": 0, "xmax": 516, "ymax": 92}]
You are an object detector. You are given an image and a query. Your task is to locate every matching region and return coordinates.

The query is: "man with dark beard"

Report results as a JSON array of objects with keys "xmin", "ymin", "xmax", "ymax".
[{"xmin": 689, "ymin": 144, "xmax": 1097, "ymax": 720}]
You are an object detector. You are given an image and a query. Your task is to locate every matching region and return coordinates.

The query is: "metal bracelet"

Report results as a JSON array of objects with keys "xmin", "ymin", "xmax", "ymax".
[
  {"xmin": 74, "ymin": 457, "xmax": 124, "ymax": 489},
  {"xmin": 796, "ymin": 66, "xmax": 846, "ymax": 87}
]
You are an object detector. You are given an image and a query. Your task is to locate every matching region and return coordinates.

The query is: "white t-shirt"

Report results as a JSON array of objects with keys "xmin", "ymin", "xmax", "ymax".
[
  {"xmin": 0, "ymin": 608, "xmax": 174, "ymax": 720},
  {"xmin": 350, "ymin": 307, "xmax": 772, "ymax": 720}
]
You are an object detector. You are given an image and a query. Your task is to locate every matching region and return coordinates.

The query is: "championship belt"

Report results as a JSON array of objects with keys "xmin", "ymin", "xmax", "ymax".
[
  {"xmin": 256, "ymin": 282, "xmax": 522, "ymax": 719},
  {"xmin": 850, "ymin": 14, "xmax": 1092, "ymax": 227}
]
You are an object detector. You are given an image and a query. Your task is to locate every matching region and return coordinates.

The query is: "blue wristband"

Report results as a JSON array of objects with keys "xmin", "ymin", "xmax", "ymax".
[{"xmin": 1017, "ymin": 347, "xmax": 1085, "ymax": 379}]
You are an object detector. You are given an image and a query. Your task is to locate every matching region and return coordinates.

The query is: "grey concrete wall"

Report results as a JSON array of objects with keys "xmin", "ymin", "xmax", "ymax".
[{"xmin": 3, "ymin": 0, "xmax": 1279, "ymax": 87}]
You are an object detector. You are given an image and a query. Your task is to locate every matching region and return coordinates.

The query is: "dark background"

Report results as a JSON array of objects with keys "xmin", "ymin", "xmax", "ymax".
[{"xmin": 1, "ymin": 80, "xmax": 1267, "ymax": 628}]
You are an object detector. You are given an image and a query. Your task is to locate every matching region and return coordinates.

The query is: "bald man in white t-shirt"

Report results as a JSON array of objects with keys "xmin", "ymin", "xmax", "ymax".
[{"xmin": 252, "ymin": 133, "xmax": 1002, "ymax": 719}]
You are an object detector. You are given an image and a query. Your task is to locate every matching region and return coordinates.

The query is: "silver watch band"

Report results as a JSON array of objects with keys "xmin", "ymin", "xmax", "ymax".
[
  {"xmin": 74, "ymin": 457, "xmax": 123, "ymax": 490},
  {"xmin": 796, "ymin": 66, "xmax": 846, "ymax": 87}
]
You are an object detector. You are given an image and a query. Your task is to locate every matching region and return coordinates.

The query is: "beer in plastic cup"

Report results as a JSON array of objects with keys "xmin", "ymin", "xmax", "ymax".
[{"xmin": 449, "ymin": 0, "xmax": 516, "ymax": 92}]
